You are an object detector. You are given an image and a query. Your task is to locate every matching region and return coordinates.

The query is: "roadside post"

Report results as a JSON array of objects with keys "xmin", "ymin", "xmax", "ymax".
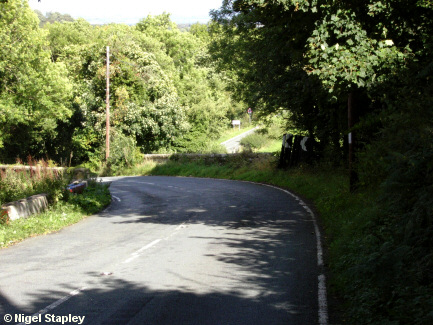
[
  {"xmin": 106, "ymin": 46, "xmax": 110, "ymax": 160},
  {"xmin": 247, "ymin": 108, "xmax": 252, "ymax": 124}
]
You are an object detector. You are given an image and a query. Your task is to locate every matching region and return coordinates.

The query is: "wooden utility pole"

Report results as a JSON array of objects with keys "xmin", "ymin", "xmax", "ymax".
[
  {"xmin": 348, "ymin": 92, "xmax": 358, "ymax": 192},
  {"xmin": 105, "ymin": 46, "xmax": 110, "ymax": 160}
]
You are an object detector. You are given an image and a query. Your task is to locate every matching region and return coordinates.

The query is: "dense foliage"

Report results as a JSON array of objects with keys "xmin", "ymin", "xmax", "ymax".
[
  {"xmin": 0, "ymin": 0, "xmax": 245, "ymax": 166},
  {"xmin": 210, "ymin": 1, "xmax": 433, "ymax": 324},
  {"xmin": 1, "ymin": 0, "xmax": 432, "ymax": 323},
  {"xmin": 0, "ymin": 161, "xmax": 66, "ymax": 207},
  {"xmin": 0, "ymin": 0, "xmax": 72, "ymax": 159}
]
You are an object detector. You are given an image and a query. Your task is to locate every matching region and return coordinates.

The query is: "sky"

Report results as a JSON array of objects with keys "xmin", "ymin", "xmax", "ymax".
[{"xmin": 28, "ymin": 0, "xmax": 223, "ymax": 25}]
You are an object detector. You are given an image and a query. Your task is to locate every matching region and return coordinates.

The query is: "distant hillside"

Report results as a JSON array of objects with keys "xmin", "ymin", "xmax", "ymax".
[
  {"xmin": 177, "ymin": 23, "xmax": 192, "ymax": 31},
  {"xmin": 33, "ymin": 12, "xmax": 195, "ymax": 30},
  {"xmin": 34, "ymin": 10, "xmax": 74, "ymax": 27}
]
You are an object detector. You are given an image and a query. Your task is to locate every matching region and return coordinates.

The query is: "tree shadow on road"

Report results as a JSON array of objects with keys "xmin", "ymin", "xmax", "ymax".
[
  {"xmin": 1, "ymin": 177, "xmax": 320, "ymax": 324},
  {"xmin": 1, "ymin": 270, "xmax": 315, "ymax": 325},
  {"xmin": 97, "ymin": 177, "xmax": 320, "ymax": 323}
]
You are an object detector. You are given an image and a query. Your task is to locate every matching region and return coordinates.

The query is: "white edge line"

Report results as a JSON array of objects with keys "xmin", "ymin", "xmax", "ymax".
[
  {"xmin": 112, "ymin": 195, "xmax": 121, "ymax": 202},
  {"xmin": 108, "ymin": 176, "xmax": 329, "ymax": 324},
  {"xmin": 17, "ymin": 287, "xmax": 87, "ymax": 325},
  {"xmin": 261, "ymin": 183, "xmax": 329, "ymax": 325},
  {"xmin": 318, "ymin": 274, "xmax": 329, "ymax": 325}
]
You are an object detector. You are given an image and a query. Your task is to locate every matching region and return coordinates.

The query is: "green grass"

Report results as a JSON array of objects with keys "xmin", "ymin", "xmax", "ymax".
[
  {"xmin": 0, "ymin": 201, "xmax": 87, "ymax": 247},
  {"xmin": 0, "ymin": 181, "xmax": 111, "ymax": 248},
  {"xmin": 258, "ymin": 139, "xmax": 282, "ymax": 153}
]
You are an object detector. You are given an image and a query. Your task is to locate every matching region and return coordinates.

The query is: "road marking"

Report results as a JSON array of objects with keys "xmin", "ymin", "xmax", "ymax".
[
  {"xmin": 318, "ymin": 274, "xmax": 329, "ymax": 325},
  {"xmin": 122, "ymin": 239, "xmax": 162, "ymax": 264},
  {"xmin": 256, "ymin": 184, "xmax": 325, "ymax": 267},
  {"xmin": 259, "ymin": 183, "xmax": 329, "ymax": 325},
  {"xmin": 15, "ymin": 237, "xmax": 165, "ymax": 320},
  {"xmin": 122, "ymin": 223, "xmax": 189, "ymax": 264},
  {"xmin": 17, "ymin": 287, "xmax": 87, "ymax": 325},
  {"xmin": 300, "ymin": 202, "xmax": 324, "ymax": 267},
  {"xmin": 106, "ymin": 176, "xmax": 328, "ymax": 324},
  {"xmin": 124, "ymin": 180, "xmax": 155, "ymax": 185},
  {"xmin": 112, "ymin": 195, "xmax": 121, "ymax": 202}
]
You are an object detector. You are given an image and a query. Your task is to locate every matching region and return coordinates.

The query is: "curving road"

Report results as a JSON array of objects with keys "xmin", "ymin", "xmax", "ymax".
[
  {"xmin": 220, "ymin": 127, "xmax": 258, "ymax": 153},
  {"xmin": 0, "ymin": 176, "xmax": 327, "ymax": 325}
]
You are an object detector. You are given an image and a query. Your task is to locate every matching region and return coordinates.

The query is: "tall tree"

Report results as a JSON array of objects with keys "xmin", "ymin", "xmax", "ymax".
[
  {"xmin": 0, "ymin": 0, "xmax": 72, "ymax": 161},
  {"xmin": 137, "ymin": 15, "xmax": 237, "ymax": 152},
  {"xmin": 211, "ymin": 1, "xmax": 433, "ymax": 324},
  {"xmin": 210, "ymin": 0, "xmax": 433, "ymax": 158}
]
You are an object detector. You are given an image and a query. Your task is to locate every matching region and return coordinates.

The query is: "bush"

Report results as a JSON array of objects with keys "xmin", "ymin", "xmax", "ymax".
[
  {"xmin": 0, "ymin": 159, "xmax": 68, "ymax": 205},
  {"xmin": 101, "ymin": 132, "xmax": 142, "ymax": 176},
  {"xmin": 66, "ymin": 180, "xmax": 111, "ymax": 215},
  {"xmin": 240, "ymin": 133, "xmax": 269, "ymax": 151},
  {"xmin": 342, "ymin": 79, "xmax": 433, "ymax": 324}
]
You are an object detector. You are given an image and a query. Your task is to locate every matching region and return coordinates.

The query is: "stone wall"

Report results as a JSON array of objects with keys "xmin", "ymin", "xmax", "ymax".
[{"xmin": 1, "ymin": 194, "xmax": 49, "ymax": 221}]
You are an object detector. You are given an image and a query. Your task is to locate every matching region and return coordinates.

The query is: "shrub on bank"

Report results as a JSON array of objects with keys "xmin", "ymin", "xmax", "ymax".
[
  {"xmin": 240, "ymin": 133, "xmax": 270, "ymax": 151},
  {"xmin": 0, "ymin": 161, "xmax": 68, "ymax": 206},
  {"xmin": 67, "ymin": 180, "xmax": 111, "ymax": 215}
]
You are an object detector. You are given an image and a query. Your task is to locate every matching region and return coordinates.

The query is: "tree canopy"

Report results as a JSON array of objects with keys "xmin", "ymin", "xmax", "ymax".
[
  {"xmin": 210, "ymin": 0, "xmax": 433, "ymax": 159},
  {"xmin": 210, "ymin": 1, "xmax": 433, "ymax": 324},
  {"xmin": 0, "ymin": 1, "xmax": 245, "ymax": 164},
  {"xmin": 0, "ymin": 0, "xmax": 72, "ymax": 157}
]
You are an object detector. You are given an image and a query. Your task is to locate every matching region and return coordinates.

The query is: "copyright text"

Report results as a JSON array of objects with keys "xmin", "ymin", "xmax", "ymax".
[{"xmin": 3, "ymin": 313, "xmax": 85, "ymax": 324}]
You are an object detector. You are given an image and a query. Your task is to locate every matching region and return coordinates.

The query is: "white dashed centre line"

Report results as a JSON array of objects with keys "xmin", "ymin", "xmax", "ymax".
[{"xmin": 122, "ymin": 239, "xmax": 162, "ymax": 264}]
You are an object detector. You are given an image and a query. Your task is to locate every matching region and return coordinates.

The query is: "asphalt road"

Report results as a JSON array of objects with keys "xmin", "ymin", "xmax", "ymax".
[
  {"xmin": 0, "ymin": 176, "xmax": 327, "ymax": 325},
  {"xmin": 220, "ymin": 127, "xmax": 258, "ymax": 153}
]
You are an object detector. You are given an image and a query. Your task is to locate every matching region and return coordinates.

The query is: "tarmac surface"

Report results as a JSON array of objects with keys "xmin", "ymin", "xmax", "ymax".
[{"xmin": 0, "ymin": 176, "xmax": 325, "ymax": 324}]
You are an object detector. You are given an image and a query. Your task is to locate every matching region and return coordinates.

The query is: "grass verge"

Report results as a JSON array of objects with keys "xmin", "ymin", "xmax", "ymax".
[{"xmin": 0, "ymin": 181, "xmax": 111, "ymax": 248}]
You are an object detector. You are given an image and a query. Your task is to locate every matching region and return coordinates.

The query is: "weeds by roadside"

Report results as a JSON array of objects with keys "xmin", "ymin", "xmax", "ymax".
[
  {"xmin": 66, "ymin": 180, "xmax": 111, "ymax": 215},
  {"xmin": 0, "ymin": 158, "xmax": 67, "ymax": 206},
  {"xmin": 0, "ymin": 180, "xmax": 111, "ymax": 248}
]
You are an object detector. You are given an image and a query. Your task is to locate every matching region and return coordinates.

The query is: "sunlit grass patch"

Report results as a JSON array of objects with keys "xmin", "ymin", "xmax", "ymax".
[{"xmin": 0, "ymin": 181, "xmax": 111, "ymax": 248}]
